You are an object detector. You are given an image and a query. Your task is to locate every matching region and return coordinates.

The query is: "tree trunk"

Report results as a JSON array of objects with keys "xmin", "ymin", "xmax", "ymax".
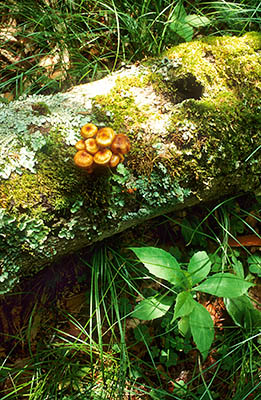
[{"xmin": 0, "ymin": 32, "xmax": 260, "ymax": 294}]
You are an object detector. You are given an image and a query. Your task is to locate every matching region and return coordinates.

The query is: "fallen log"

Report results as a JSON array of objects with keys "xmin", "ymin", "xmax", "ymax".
[{"xmin": 0, "ymin": 32, "xmax": 260, "ymax": 294}]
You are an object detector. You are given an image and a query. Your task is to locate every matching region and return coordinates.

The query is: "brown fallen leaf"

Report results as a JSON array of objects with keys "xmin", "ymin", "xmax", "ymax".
[{"xmin": 228, "ymin": 234, "xmax": 261, "ymax": 247}]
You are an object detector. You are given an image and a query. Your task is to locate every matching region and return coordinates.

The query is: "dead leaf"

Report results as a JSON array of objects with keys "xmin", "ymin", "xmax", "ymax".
[
  {"xmin": 64, "ymin": 292, "xmax": 86, "ymax": 314},
  {"xmin": 29, "ymin": 313, "xmax": 42, "ymax": 341}
]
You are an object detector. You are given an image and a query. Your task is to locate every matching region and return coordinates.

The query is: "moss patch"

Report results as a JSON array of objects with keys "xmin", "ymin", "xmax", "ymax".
[{"xmin": 0, "ymin": 32, "xmax": 260, "ymax": 294}]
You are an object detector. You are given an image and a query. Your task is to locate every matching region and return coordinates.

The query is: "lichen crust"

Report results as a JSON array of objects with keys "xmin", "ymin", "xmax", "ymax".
[{"xmin": 0, "ymin": 32, "xmax": 260, "ymax": 293}]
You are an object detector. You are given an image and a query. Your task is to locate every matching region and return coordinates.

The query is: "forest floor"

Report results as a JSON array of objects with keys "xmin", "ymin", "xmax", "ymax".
[
  {"xmin": 0, "ymin": 4, "xmax": 260, "ymax": 397},
  {"xmin": 0, "ymin": 195, "xmax": 260, "ymax": 399}
]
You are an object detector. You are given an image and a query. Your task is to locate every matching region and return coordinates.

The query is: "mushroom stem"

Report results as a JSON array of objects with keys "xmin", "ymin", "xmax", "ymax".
[{"xmin": 109, "ymin": 153, "xmax": 121, "ymax": 168}]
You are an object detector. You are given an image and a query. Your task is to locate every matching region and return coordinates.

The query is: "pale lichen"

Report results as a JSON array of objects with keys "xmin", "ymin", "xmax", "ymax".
[
  {"xmin": 0, "ymin": 92, "xmax": 93, "ymax": 179},
  {"xmin": 0, "ymin": 32, "xmax": 260, "ymax": 293}
]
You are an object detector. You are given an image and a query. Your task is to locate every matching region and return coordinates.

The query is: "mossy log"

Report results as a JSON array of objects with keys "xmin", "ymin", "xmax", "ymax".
[{"xmin": 0, "ymin": 32, "xmax": 260, "ymax": 294}]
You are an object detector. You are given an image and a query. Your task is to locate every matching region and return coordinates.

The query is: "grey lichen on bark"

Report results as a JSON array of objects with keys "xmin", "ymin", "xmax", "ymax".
[{"xmin": 0, "ymin": 32, "xmax": 260, "ymax": 294}]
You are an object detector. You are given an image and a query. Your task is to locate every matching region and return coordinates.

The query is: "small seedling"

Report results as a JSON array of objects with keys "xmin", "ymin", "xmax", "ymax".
[{"xmin": 130, "ymin": 247, "xmax": 255, "ymax": 359}]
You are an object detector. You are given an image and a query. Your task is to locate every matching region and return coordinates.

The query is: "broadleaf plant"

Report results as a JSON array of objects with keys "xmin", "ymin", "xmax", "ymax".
[
  {"xmin": 168, "ymin": 3, "xmax": 210, "ymax": 42},
  {"xmin": 132, "ymin": 295, "xmax": 175, "ymax": 321},
  {"xmin": 247, "ymin": 253, "xmax": 261, "ymax": 277},
  {"xmin": 130, "ymin": 247, "xmax": 255, "ymax": 359}
]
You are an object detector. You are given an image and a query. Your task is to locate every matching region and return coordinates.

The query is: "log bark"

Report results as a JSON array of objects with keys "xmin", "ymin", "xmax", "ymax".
[{"xmin": 0, "ymin": 32, "xmax": 260, "ymax": 293}]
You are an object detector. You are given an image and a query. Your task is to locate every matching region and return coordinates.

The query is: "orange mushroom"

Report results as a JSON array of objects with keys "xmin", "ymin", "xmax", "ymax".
[
  {"xmin": 74, "ymin": 150, "xmax": 94, "ymax": 169},
  {"xmin": 94, "ymin": 149, "xmax": 112, "ymax": 165},
  {"xmin": 75, "ymin": 124, "xmax": 130, "ymax": 173},
  {"xmin": 75, "ymin": 139, "xmax": 86, "ymax": 151},
  {"xmin": 85, "ymin": 138, "xmax": 99, "ymax": 155},
  {"xmin": 80, "ymin": 123, "xmax": 98, "ymax": 139},
  {"xmin": 111, "ymin": 134, "xmax": 130, "ymax": 154},
  {"xmin": 109, "ymin": 153, "xmax": 121, "ymax": 168},
  {"xmin": 96, "ymin": 127, "xmax": 115, "ymax": 147}
]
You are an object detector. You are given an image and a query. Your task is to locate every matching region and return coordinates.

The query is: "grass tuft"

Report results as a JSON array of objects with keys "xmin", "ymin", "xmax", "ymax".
[{"xmin": 0, "ymin": 0, "xmax": 260, "ymax": 97}]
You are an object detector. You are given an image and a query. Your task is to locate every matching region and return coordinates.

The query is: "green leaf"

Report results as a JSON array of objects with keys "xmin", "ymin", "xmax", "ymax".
[
  {"xmin": 189, "ymin": 300, "xmax": 214, "ymax": 360},
  {"xmin": 160, "ymin": 348, "xmax": 178, "ymax": 367},
  {"xmin": 178, "ymin": 315, "xmax": 190, "ymax": 337},
  {"xmin": 224, "ymin": 296, "xmax": 261, "ymax": 329},
  {"xmin": 248, "ymin": 254, "xmax": 261, "ymax": 277},
  {"xmin": 169, "ymin": 21, "xmax": 193, "ymax": 42},
  {"xmin": 231, "ymin": 254, "xmax": 244, "ymax": 278},
  {"xmin": 209, "ymin": 253, "xmax": 222, "ymax": 272},
  {"xmin": 195, "ymin": 273, "xmax": 254, "ymax": 298},
  {"xmin": 173, "ymin": 292, "xmax": 195, "ymax": 321},
  {"xmin": 173, "ymin": 2, "xmax": 187, "ymax": 20},
  {"xmin": 188, "ymin": 251, "xmax": 211, "ymax": 285},
  {"xmin": 130, "ymin": 247, "xmax": 186, "ymax": 287},
  {"xmin": 132, "ymin": 295, "xmax": 174, "ymax": 321},
  {"xmin": 184, "ymin": 14, "xmax": 210, "ymax": 28},
  {"xmin": 168, "ymin": 4, "xmax": 193, "ymax": 42}
]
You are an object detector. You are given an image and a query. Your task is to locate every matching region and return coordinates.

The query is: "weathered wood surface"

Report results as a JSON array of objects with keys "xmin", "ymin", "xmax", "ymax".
[{"xmin": 0, "ymin": 32, "xmax": 260, "ymax": 293}]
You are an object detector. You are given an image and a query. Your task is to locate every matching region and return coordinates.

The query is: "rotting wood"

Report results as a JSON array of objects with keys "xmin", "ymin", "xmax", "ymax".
[{"xmin": 0, "ymin": 32, "xmax": 260, "ymax": 294}]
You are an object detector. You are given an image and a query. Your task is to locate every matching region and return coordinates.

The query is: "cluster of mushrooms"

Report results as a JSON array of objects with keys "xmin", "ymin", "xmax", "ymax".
[{"xmin": 74, "ymin": 123, "xmax": 130, "ymax": 174}]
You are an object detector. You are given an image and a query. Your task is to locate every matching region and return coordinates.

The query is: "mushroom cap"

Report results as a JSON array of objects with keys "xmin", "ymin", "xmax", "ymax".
[
  {"xmin": 85, "ymin": 138, "xmax": 99, "ymax": 155},
  {"xmin": 94, "ymin": 149, "xmax": 112, "ymax": 165},
  {"xmin": 111, "ymin": 134, "xmax": 130, "ymax": 154},
  {"xmin": 96, "ymin": 127, "xmax": 115, "ymax": 147},
  {"xmin": 75, "ymin": 139, "xmax": 86, "ymax": 151},
  {"xmin": 74, "ymin": 150, "xmax": 94, "ymax": 169},
  {"xmin": 109, "ymin": 153, "xmax": 121, "ymax": 168},
  {"xmin": 80, "ymin": 123, "xmax": 98, "ymax": 139}
]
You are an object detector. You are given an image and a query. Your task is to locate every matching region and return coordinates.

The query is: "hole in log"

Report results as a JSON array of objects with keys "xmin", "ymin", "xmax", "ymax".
[{"xmin": 172, "ymin": 73, "xmax": 204, "ymax": 103}]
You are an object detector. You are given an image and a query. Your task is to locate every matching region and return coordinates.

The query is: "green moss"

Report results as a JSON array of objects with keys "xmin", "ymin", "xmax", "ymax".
[
  {"xmin": 31, "ymin": 101, "xmax": 51, "ymax": 116},
  {"xmin": 1, "ymin": 128, "xmax": 76, "ymax": 217},
  {"xmin": 135, "ymin": 163, "xmax": 191, "ymax": 207},
  {"xmin": 141, "ymin": 32, "xmax": 260, "ymax": 188},
  {"xmin": 93, "ymin": 92, "xmax": 148, "ymax": 133},
  {"xmin": 162, "ymin": 89, "xmax": 260, "ymax": 190},
  {"xmin": 0, "ymin": 32, "xmax": 260, "ymax": 294},
  {"xmin": 4, "ymin": 174, "xmax": 42, "ymax": 213},
  {"xmin": 91, "ymin": 71, "xmax": 154, "ymax": 134},
  {"xmin": 0, "ymin": 207, "xmax": 52, "ymax": 293},
  {"xmin": 114, "ymin": 74, "xmax": 151, "ymax": 91}
]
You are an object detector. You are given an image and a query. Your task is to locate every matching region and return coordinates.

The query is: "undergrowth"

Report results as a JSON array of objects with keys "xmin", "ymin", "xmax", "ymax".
[
  {"xmin": 0, "ymin": 2, "xmax": 260, "ymax": 397},
  {"xmin": 0, "ymin": 194, "xmax": 260, "ymax": 399},
  {"xmin": 0, "ymin": 0, "xmax": 260, "ymax": 97}
]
